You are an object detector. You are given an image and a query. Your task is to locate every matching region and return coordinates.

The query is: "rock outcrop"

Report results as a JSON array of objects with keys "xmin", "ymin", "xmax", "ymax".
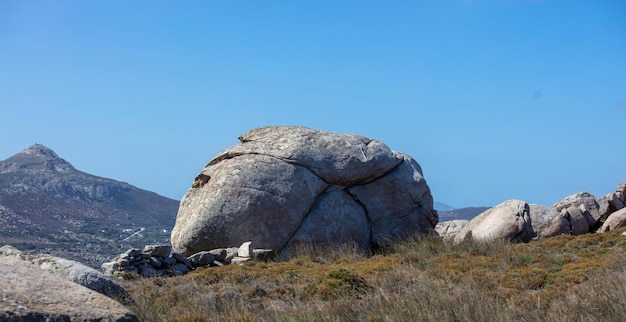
[
  {"xmin": 0, "ymin": 245, "xmax": 133, "ymax": 305},
  {"xmin": 452, "ymin": 183, "xmax": 626, "ymax": 243},
  {"xmin": 0, "ymin": 256, "xmax": 138, "ymax": 321},
  {"xmin": 171, "ymin": 126, "xmax": 437, "ymax": 256},
  {"xmin": 552, "ymin": 192, "xmax": 610, "ymax": 232}
]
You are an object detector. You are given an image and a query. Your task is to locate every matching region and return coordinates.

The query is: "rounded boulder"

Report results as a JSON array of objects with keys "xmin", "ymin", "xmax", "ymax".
[{"xmin": 171, "ymin": 126, "xmax": 438, "ymax": 256}]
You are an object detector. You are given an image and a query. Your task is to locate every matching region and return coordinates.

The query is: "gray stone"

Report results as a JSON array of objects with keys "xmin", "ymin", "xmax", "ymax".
[
  {"xmin": 552, "ymin": 192, "xmax": 608, "ymax": 227},
  {"xmin": 172, "ymin": 153, "xmax": 327, "ymax": 256},
  {"xmin": 124, "ymin": 248, "xmax": 142, "ymax": 258},
  {"xmin": 122, "ymin": 266, "xmax": 139, "ymax": 274},
  {"xmin": 614, "ymin": 198, "xmax": 625, "ymax": 211},
  {"xmin": 617, "ymin": 183, "xmax": 626, "ymax": 202},
  {"xmin": 605, "ymin": 192, "xmax": 625, "ymax": 211},
  {"xmin": 454, "ymin": 200, "xmax": 533, "ymax": 244},
  {"xmin": 252, "ymin": 249, "xmax": 276, "ymax": 262},
  {"xmin": 528, "ymin": 204, "xmax": 570, "ymax": 239},
  {"xmin": 150, "ymin": 257, "xmax": 163, "ymax": 268},
  {"xmin": 225, "ymin": 247, "xmax": 239, "ymax": 262},
  {"xmin": 118, "ymin": 258, "xmax": 131, "ymax": 267},
  {"xmin": 0, "ymin": 245, "xmax": 24, "ymax": 257},
  {"xmin": 143, "ymin": 244, "xmax": 172, "ymax": 257},
  {"xmin": 0, "ymin": 246, "xmax": 134, "ymax": 305},
  {"xmin": 231, "ymin": 257, "xmax": 252, "ymax": 265},
  {"xmin": 238, "ymin": 241, "xmax": 253, "ymax": 258},
  {"xmin": 282, "ymin": 189, "xmax": 371, "ymax": 251},
  {"xmin": 172, "ymin": 263, "xmax": 190, "ymax": 275},
  {"xmin": 599, "ymin": 208, "xmax": 626, "ymax": 232},
  {"xmin": 564, "ymin": 206, "xmax": 590, "ymax": 235},
  {"xmin": 209, "ymin": 248, "xmax": 228, "ymax": 261},
  {"xmin": 211, "ymin": 260, "xmax": 228, "ymax": 267},
  {"xmin": 0, "ymin": 256, "xmax": 138, "ymax": 321},
  {"xmin": 348, "ymin": 152, "xmax": 438, "ymax": 244},
  {"xmin": 173, "ymin": 253, "xmax": 193, "ymax": 270},
  {"xmin": 213, "ymin": 126, "xmax": 402, "ymax": 185},
  {"xmin": 101, "ymin": 261, "xmax": 120, "ymax": 276},
  {"xmin": 163, "ymin": 255, "xmax": 177, "ymax": 266},
  {"xmin": 188, "ymin": 251, "xmax": 216, "ymax": 267},
  {"xmin": 36, "ymin": 257, "xmax": 134, "ymax": 304},
  {"xmin": 435, "ymin": 220, "xmax": 469, "ymax": 241},
  {"xmin": 171, "ymin": 126, "xmax": 437, "ymax": 256}
]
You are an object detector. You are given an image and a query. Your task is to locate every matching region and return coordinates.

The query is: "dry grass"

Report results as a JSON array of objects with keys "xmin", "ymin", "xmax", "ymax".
[{"xmin": 121, "ymin": 228, "xmax": 626, "ymax": 321}]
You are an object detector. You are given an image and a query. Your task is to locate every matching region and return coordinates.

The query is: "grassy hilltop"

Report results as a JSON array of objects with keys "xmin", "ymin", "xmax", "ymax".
[{"xmin": 121, "ymin": 228, "xmax": 626, "ymax": 321}]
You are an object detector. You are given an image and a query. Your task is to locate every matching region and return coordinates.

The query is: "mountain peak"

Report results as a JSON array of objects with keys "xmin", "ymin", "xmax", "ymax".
[
  {"xmin": 0, "ymin": 144, "xmax": 179, "ymax": 268},
  {"xmin": 1, "ymin": 144, "xmax": 75, "ymax": 173},
  {"xmin": 22, "ymin": 144, "xmax": 61, "ymax": 159}
]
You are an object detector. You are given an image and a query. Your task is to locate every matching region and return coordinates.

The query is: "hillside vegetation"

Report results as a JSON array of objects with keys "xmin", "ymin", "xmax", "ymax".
[{"xmin": 121, "ymin": 228, "xmax": 626, "ymax": 321}]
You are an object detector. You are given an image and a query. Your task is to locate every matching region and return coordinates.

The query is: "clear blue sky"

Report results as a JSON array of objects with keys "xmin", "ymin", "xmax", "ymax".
[{"xmin": 1, "ymin": 1, "xmax": 625, "ymax": 208}]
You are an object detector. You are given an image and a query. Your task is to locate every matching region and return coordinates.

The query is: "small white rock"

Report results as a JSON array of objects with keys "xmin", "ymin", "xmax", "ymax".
[
  {"xmin": 238, "ymin": 241, "xmax": 253, "ymax": 258},
  {"xmin": 231, "ymin": 257, "xmax": 251, "ymax": 265}
]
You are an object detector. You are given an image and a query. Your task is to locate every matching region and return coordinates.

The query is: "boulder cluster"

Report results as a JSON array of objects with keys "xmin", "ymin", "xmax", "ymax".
[
  {"xmin": 437, "ymin": 183, "xmax": 626, "ymax": 242},
  {"xmin": 101, "ymin": 242, "xmax": 274, "ymax": 277}
]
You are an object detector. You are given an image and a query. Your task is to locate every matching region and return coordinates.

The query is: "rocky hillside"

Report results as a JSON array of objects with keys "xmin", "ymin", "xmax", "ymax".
[{"xmin": 0, "ymin": 144, "xmax": 179, "ymax": 267}]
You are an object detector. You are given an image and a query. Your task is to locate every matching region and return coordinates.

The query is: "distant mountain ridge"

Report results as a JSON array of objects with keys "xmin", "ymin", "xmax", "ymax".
[
  {"xmin": 433, "ymin": 202, "xmax": 456, "ymax": 211},
  {"xmin": 434, "ymin": 201, "xmax": 490, "ymax": 221},
  {"xmin": 437, "ymin": 207, "xmax": 491, "ymax": 221},
  {"xmin": 0, "ymin": 144, "xmax": 179, "ymax": 267}
]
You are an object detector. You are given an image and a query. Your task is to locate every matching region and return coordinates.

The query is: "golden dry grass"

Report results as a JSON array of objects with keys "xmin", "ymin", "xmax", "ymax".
[{"xmin": 121, "ymin": 228, "xmax": 626, "ymax": 321}]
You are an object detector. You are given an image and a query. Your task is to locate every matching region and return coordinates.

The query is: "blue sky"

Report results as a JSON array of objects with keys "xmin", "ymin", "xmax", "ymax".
[{"xmin": 1, "ymin": 1, "xmax": 625, "ymax": 207}]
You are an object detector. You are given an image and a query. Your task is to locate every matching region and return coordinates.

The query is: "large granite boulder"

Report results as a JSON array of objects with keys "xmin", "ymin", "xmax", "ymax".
[
  {"xmin": 454, "ymin": 200, "xmax": 533, "ymax": 244},
  {"xmin": 0, "ymin": 256, "xmax": 138, "ymax": 321},
  {"xmin": 171, "ymin": 126, "xmax": 438, "ymax": 256}
]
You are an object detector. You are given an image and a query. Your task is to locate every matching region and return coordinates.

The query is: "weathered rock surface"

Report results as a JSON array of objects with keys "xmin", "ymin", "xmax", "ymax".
[
  {"xmin": 1, "ymin": 245, "xmax": 133, "ymax": 305},
  {"xmin": 617, "ymin": 183, "xmax": 626, "ymax": 202},
  {"xmin": 552, "ymin": 192, "xmax": 610, "ymax": 228},
  {"xmin": 171, "ymin": 126, "xmax": 437, "ymax": 256},
  {"xmin": 0, "ymin": 256, "xmax": 138, "ymax": 321},
  {"xmin": 563, "ymin": 206, "xmax": 591, "ymax": 235},
  {"xmin": 528, "ymin": 204, "xmax": 570, "ymax": 239},
  {"xmin": 598, "ymin": 208, "xmax": 626, "ymax": 232},
  {"xmin": 435, "ymin": 220, "xmax": 469, "ymax": 241},
  {"xmin": 454, "ymin": 200, "xmax": 533, "ymax": 244},
  {"xmin": 188, "ymin": 251, "xmax": 215, "ymax": 267},
  {"xmin": 604, "ymin": 192, "xmax": 625, "ymax": 212}
]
